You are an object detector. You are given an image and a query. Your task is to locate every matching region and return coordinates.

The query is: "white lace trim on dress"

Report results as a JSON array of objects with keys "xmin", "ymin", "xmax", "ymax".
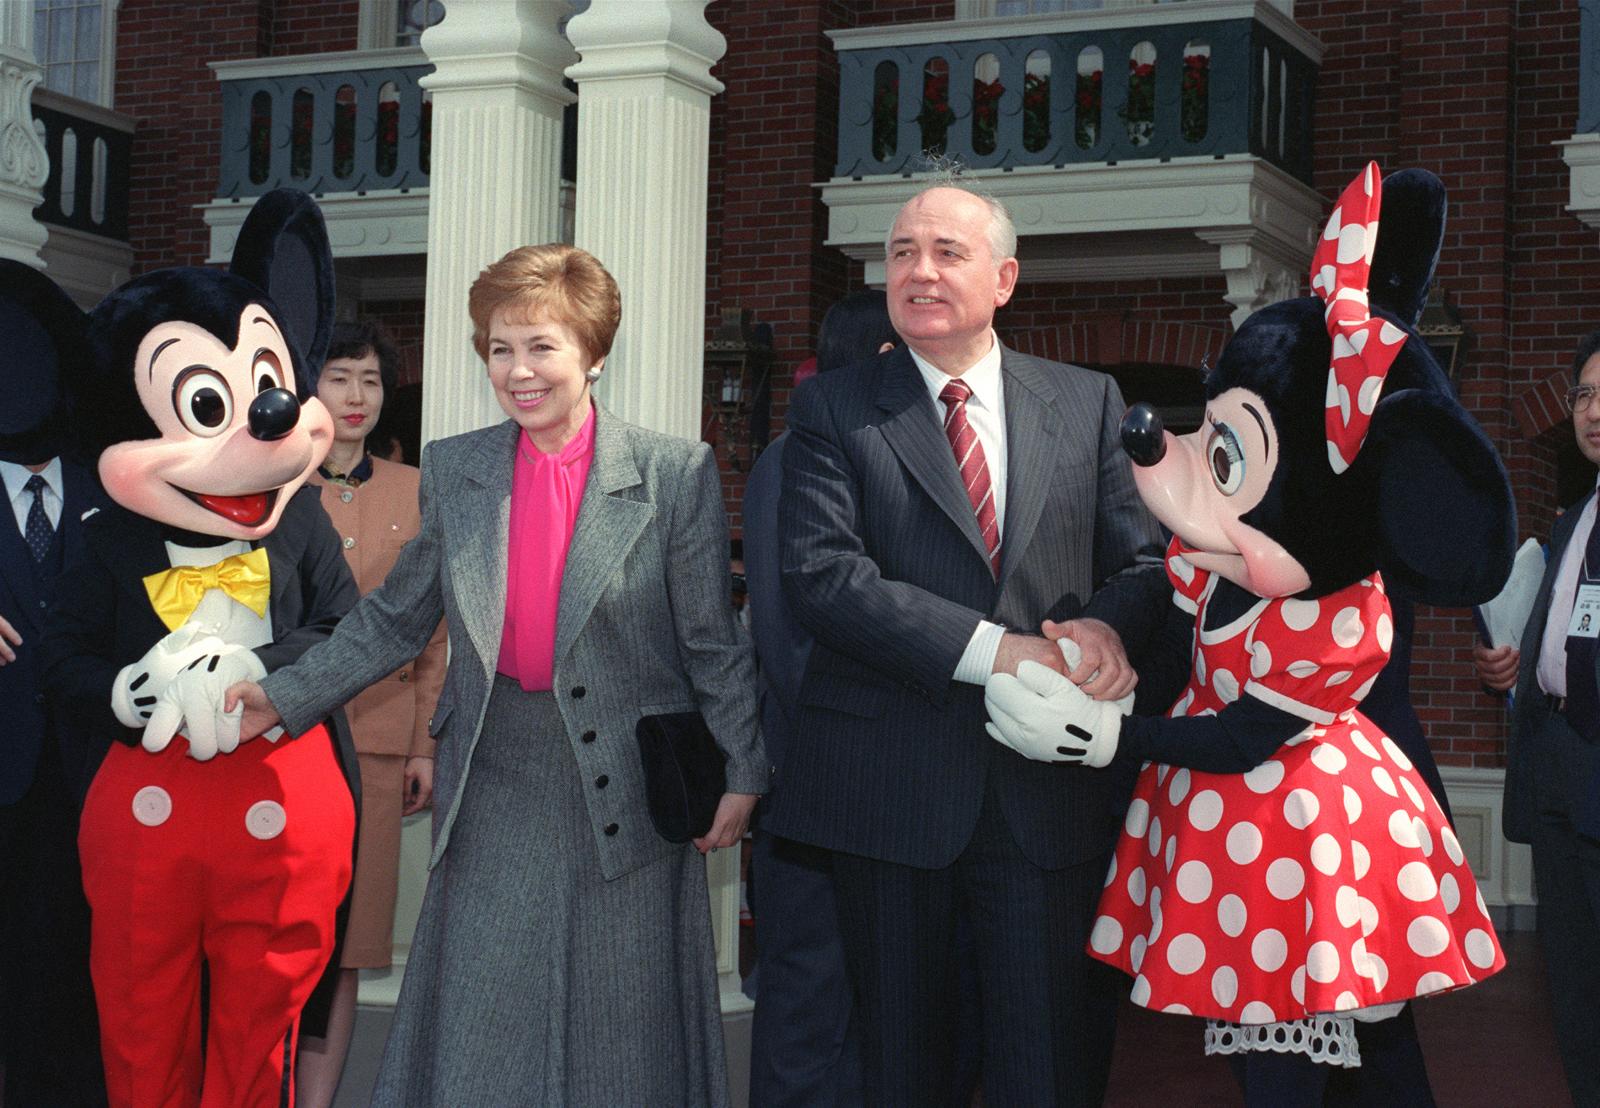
[{"xmin": 1203, "ymin": 1015, "xmax": 1362, "ymax": 1069}]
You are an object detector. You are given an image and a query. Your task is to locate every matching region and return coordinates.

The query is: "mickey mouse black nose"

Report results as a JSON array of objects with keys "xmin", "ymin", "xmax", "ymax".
[
  {"xmin": 248, "ymin": 388, "xmax": 300, "ymax": 441},
  {"xmin": 1120, "ymin": 403, "xmax": 1167, "ymax": 467}
]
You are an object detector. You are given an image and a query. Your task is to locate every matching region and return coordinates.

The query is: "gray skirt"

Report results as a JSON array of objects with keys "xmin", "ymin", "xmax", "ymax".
[{"xmin": 372, "ymin": 677, "xmax": 729, "ymax": 1106}]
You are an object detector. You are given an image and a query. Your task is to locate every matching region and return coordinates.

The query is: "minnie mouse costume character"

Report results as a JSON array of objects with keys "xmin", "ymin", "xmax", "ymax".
[
  {"xmin": 35, "ymin": 189, "xmax": 359, "ymax": 1108},
  {"xmin": 985, "ymin": 165, "xmax": 1515, "ymax": 1100}
]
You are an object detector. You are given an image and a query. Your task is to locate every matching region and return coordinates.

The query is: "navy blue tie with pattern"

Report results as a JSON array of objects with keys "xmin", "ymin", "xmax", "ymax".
[{"xmin": 23, "ymin": 474, "xmax": 52, "ymax": 564}]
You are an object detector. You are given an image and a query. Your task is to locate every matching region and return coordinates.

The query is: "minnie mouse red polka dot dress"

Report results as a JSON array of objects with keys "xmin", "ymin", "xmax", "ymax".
[{"xmin": 1088, "ymin": 540, "xmax": 1504, "ymax": 1023}]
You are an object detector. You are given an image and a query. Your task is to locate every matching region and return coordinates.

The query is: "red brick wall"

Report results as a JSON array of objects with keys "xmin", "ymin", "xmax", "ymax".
[
  {"xmin": 358, "ymin": 297, "xmax": 426, "ymax": 388},
  {"xmin": 270, "ymin": 0, "xmax": 360, "ymax": 56},
  {"xmin": 115, "ymin": 1, "xmax": 268, "ymax": 272}
]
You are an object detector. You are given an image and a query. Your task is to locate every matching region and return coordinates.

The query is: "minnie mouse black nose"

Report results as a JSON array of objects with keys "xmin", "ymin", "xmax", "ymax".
[
  {"xmin": 1120, "ymin": 403, "xmax": 1167, "ymax": 467},
  {"xmin": 248, "ymin": 388, "xmax": 300, "ymax": 441}
]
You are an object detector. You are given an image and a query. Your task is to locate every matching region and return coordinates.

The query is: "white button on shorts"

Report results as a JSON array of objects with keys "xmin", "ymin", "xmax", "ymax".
[
  {"xmin": 245, "ymin": 800, "xmax": 288, "ymax": 840},
  {"xmin": 132, "ymin": 786, "xmax": 172, "ymax": 827}
]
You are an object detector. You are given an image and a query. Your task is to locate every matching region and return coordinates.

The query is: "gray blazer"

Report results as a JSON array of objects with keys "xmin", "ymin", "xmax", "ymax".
[{"xmin": 263, "ymin": 406, "xmax": 767, "ymax": 880}]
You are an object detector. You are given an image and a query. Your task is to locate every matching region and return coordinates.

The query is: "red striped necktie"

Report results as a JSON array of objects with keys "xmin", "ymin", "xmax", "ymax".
[{"xmin": 939, "ymin": 379, "xmax": 1001, "ymax": 578}]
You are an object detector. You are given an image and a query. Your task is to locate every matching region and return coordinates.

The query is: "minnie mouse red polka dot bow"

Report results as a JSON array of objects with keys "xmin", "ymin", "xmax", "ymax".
[{"xmin": 1308, "ymin": 161, "xmax": 1409, "ymax": 474}]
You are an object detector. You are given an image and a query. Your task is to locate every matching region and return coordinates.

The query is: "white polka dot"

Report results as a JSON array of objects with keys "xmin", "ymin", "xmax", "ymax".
[
  {"xmin": 1126, "ymin": 798, "xmax": 1150, "ymax": 837},
  {"xmin": 1250, "ymin": 641, "xmax": 1273, "ymax": 678},
  {"xmin": 1218, "ymin": 894, "xmax": 1248, "ymax": 937},
  {"xmin": 1310, "ymin": 744, "xmax": 1348, "ymax": 775},
  {"xmin": 1400, "ymin": 775, "xmax": 1426, "ymax": 812},
  {"xmin": 1284, "ymin": 789, "xmax": 1320, "ymax": 830},
  {"xmin": 1244, "ymin": 760, "xmax": 1285, "ymax": 793},
  {"xmin": 1252, "ymin": 929, "xmax": 1288, "ymax": 972},
  {"xmin": 1376, "ymin": 613, "xmax": 1394, "ymax": 652},
  {"xmin": 1342, "ymin": 785, "xmax": 1363, "ymax": 823},
  {"xmin": 1311, "ymin": 834, "xmax": 1342, "ymax": 876},
  {"xmin": 1287, "ymin": 659, "xmax": 1321, "ymax": 678},
  {"xmin": 1169, "ymin": 768, "xmax": 1191, "ymax": 806},
  {"xmin": 1103, "ymin": 855, "xmax": 1118, "ymax": 888},
  {"xmin": 1165, "ymin": 836, "xmax": 1177, "ymax": 873},
  {"xmin": 1364, "ymin": 952, "xmax": 1390, "ymax": 991},
  {"xmin": 1476, "ymin": 887, "xmax": 1489, "ymax": 918},
  {"xmin": 1172, "ymin": 689, "xmax": 1195, "ymax": 717},
  {"xmin": 1167, "ymin": 933, "xmax": 1206, "ymax": 975},
  {"xmin": 1352, "ymin": 840, "xmax": 1371, "ymax": 879},
  {"xmin": 1358, "ymin": 896, "xmax": 1379, "ymax": 937},
  {"xmin": 1130, "ymin": 975, "xmax": 1152, "ymax": 1007},
  {"xmin": 1177, "ymin": 860, "xmax": 1214, "ymax": 903},
  {"xmin": 1383, "ymin": 736, "xmax": 1415, "ymax": 771},
  {"xmin": 1439, "ymin": 873, "xmax": 1461, "ymax": 914},
  {"xmin": 1351, "ymin": 730, "xmax": 1380, "ymax": 760},
  {"xmin": 1305, "ymin": 898, "xmax": 1315, "ymax": 933},
  {"xmin": 1212, "ymin": 965, "xmax": 1239, "ymax": 1008},
  {"xmin": 1130, "ymin": 934, "xmax": 1148, "ymax": 972},
  {"xmin": 1157, "ymin": 764, "xmax": 1170, "ymax": 785},
  {"xmin": 1352, "ymin": 675, "xmax": 1377, "ymax": 700},
  {"xmin": 1148, "ymin": 816, "xmax": 1163, "ymax": 857},
  {"xmin": 1149, "ymin": 888, "xmax": 1164, "ymax": 945},
  {"xmin": 1240, "ymin": 1001, "xmax": 1276, "ymax": 1025},
  {"xmin": 1189, "ymin": 790, "xmax": 1223, "ymax": 832},
  {"xmin": 1325, "ymin": 670, "xmax": 1353, "ymax": 687},
  {"xmin": 1282, "ymin": 598, "xmax": 1320, "ymax": 631},
  {"xmin": 1307, "ymin": 941, "xmax": 1341, "ymax": 984},
  {"xmin": 1441, "ymin": 825, "xmax": 1464, "ymax": 866},
  {"xmin": 1413, "ymin": 818, "xmax": 1434, "ymax": 858},
  {"xmin": 1090, "ymin": 915, "xmax": 1124, "ymax": 954},
  {"xmin": 1397, "ymin": 861, "xmax": 1438, "ymax": 902},
  {"xmin": 1335, "ymin": 991, "xmax": 1360, "ymax": 1012},
  {"xmin": 1127, "ymin": 865, "xmax": 1148, "ymax": 907},
  {"xmin": 1407, "ymin": 916, "xmax": 1449, "ymax": 957},
  {"xmin": 1213, "ymin": 668, "xmax": 1240, "ymax": 703},
  {"xmin": 1372, "ymin": 766, "xmax": 1399, "ymax": 798},
  {"xmin": 1336, "ymin": 885, "xmax": 1361, "ymax": 928},
  {"xmin": 1465, "ymin": 929, "xmax": 1496, "ymax": 969},
  {"xmin": 1168, "ymin": 555, "xmax": 1195, "ymax": 585},
  {"xmin": 1226, "ymin": 822, "xmax": 1264, "ymax": 865},
  {"xmin": 1163, "ymin": 1003, "xmax": 1192, "ymax": 1015},
  {"xmin": 1350, "ymin": 936, "xmax": 1370, "ymax": 975},
  {"xmin": 1266, "ymin": 858, "xmax": 1306, "ymax": 900},
  {"xmin": 1195, "ymin": 650, "xmax": 1208, "ymax": 686},
  {"xmin": 1416, "ymin": 971, "xmax": 1457, "ymax": 995},
  {"xmin": 1388, "ymin": 809, "xmax": 1420, "ymax": 849},
  {"xmin": 1332, "ymin": 607, "xmax": 1365, "ymax": 648},
  {"xmin": 1291, "ymin": 964, "xmax": 1307, "ymax": 1004}
]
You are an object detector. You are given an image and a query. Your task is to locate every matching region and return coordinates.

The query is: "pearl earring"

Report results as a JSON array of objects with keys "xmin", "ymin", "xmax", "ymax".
[{"xmin": 585, "ymin": 367, "xmax": 602, "ymax": 383}]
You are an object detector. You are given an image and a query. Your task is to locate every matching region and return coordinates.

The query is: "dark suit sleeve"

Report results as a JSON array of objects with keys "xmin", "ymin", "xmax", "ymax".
[
  {"xmin": 255, "ymin": 489, "xmax": 360, "ymax": 673},
  {"xmin": 1079, "ymin": 375, "xmax": 1167, "ymax": 646},
  {"xmin": 742, "ymin": 441, "xmax": 809, "ymax": 727},
  {"xmin": 40, "ymin": 527, "xmax": 132, "ymax": 744},
  {"xmin": 780, "ymin": 377, "xmax": 985, "ymax": 695}
]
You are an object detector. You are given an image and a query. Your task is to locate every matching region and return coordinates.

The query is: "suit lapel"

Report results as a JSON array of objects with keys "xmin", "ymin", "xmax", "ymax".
[
  {"xmin": 452, "ymin": 421, "xmax": 519, "ymax": 673},
  {"xmin": 1519, "ymin": 494, "xmax": 1590, "ymax": 704},
  {"xmin": 875, "ymin": 347, "xmax": 990, "ymax": 565},
  {"xmin": 996, "ymin": 348, "xmax": 1062, "ymax": 588},
  {"xmin": 554, "ymin": 406, "xmax": 651, "ymax": 666},
  {"xmin": 0, "ymin": 508, "xmax": 41, "ymax": 634}
]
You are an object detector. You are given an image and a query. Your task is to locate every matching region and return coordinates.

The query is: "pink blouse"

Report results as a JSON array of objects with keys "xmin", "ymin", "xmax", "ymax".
[{"xmin": 495, "ymin": 405, "xmax": 596, "ymax": 691}]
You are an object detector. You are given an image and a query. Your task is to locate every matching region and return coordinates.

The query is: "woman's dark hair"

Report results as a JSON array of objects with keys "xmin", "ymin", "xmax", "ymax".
[
  {"xmin": 816, "ymin": 289, "xmax": 899, "ymax": 375},
  {"xmin": 322, "ymin": 319, "xmax": 401, "ymax": 395},
  {"xmin": 1574, "ymin": 329, "xmax": 1600, "ymax": 381}
]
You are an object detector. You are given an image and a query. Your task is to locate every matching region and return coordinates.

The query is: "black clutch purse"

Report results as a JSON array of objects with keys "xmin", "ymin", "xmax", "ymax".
[{"xmin": 635, "ymin": 712, "xmax": 727, "ymax": 843}]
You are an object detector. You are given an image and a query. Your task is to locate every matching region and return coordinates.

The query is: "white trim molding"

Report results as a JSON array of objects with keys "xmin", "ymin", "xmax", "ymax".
[
  {"xmin": 200, "ymin": 189, "xmax": 432, "ymax": 264},
  {"xmin": 1558, "ymin": 133, "xmax": 1600, "ymax": 232}
]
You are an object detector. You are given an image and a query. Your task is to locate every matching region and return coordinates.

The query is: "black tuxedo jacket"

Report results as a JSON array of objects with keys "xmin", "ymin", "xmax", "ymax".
[
  {"xmin": 768, "ymin": 344, "xmax": 1164, "ymax": 870},
  {"xmin": 40, "ymin": 485, "xmax": 361, "ymax": 802},
  {"xmin": 0, "ymin": 459, "xmax": 107, "ymax": 805}
]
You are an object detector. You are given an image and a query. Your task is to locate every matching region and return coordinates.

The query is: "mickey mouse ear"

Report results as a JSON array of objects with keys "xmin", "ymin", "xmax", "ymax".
[{"xmin": 230, "ymin": 189, "xmax": 335, "ymax": 392}]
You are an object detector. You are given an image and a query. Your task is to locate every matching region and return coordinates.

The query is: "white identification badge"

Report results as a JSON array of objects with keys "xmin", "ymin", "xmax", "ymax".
[{"xmin": 1568, "ymin": 584, "xmax": 1600, "ymax": 639}]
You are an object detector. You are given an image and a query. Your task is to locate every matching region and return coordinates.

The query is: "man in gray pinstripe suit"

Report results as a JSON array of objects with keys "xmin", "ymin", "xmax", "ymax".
[{"xmin": 768, "ymin": 183, "xmax": 1164, "ymax": 1106}]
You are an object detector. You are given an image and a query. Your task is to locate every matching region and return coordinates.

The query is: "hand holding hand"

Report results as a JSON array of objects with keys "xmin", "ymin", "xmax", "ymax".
[
  {"xmin": 985, "ymin": 659, "xmax": 1126, "ymax": 768},
  {"xmin": 111, "ymin": 622, "xmax": 230, "ymax": 728},
  {"xmin": 992, "ymin": 632, "xmax": 1070, "ymax": 678},
  {"xmin": 142, "ymin": 647, "xmax": 267, "ymax": 761},
  {"xmin": 1042, "ymin": 617, "xmax": 1137, "ymax": 701},
  {"xmin": 402, "ymin": 756, "xmax": 434, "ymax": 815},
  {"xmin": 693, "ymin": 792, "xmax": 758, "ymax": 855},
  {"xmin": 0, "ymin": 613, "xmax": 20, "ymax": 665},
  {"xmin": 222, "ymin": 680, "xmax": 285, "ymax": 743},
  {"xmin": 1472, "ymin": 643, "xmax": 1518, "ymax": 693}
]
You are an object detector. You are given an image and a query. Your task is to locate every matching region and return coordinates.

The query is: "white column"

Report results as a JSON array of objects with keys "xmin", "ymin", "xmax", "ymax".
[
  {"xmin": 0, "ymin": 2, "xmax": 49, "ymax": 267},
  {"xmin": 1197, "ymin": 228, "xmax": 1305, "ymax": 332},
  {"xmin": 417, "ymin": 1, "xmax": 576, "ymax": 445},
  {"xmin": 565, "ymin": 0, "xmax": 725, "ymax": 441}
]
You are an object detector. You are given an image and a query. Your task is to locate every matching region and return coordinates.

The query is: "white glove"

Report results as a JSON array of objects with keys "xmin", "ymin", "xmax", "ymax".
[
  {"xmin": 984, "ymin": 660, "xmax": 1129, "ymax": 768},
  {"xmin": 1053, "ymin": 636, "xmax": 1137, "ymax": 716},
  {"xmin": 142, "ymin": 647, "xmax": 268, "ymax": 761},
  {"xmin": 111, "ymin": 623, "xmax": 231, "ymax": 729}
]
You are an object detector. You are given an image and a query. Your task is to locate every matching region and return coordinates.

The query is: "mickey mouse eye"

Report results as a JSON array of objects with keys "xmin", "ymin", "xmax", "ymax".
[
  {"xmin": 1206, "ymin": 422, "xmax": 1246, "ymax": 496},
  {"xmin": 252, "ymin": 349, "xmax": 285, "ymax": 395},
  {"xmin": 172, "ymin": 366, "xmax": 234, "ymax": 437}
]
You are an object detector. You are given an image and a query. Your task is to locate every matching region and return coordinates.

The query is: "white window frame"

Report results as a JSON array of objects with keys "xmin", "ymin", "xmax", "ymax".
[{"xmin": 31, "ymin": 0, "xmax": 118, "ymax": 108}]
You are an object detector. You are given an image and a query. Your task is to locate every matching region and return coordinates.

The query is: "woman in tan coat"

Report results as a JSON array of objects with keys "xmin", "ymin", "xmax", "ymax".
[{"xmin": 296, "ymin": 321, "xmax": 446, "ymax": 1107}]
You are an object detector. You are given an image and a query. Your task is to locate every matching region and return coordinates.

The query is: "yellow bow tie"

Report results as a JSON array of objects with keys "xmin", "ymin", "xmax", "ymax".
[{"xmin": 143, "ymin": 548, "xmax": 272, "ymax": 632}]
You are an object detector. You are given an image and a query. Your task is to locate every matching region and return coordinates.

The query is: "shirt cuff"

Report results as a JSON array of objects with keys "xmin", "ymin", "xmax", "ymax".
[{"xmin": 954, "ymin": 620, "xmax": 1006, "ymax": 685}]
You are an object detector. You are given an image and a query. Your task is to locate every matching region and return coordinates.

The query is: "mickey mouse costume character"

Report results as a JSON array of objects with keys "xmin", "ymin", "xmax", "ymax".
[
  {"xmin": 36, "ymin": 189, "xmax": 359, "ymax": 1108},
  {"xmin": 985, "ymin": 165, "xmax": 1515, "ymax": 1103}
]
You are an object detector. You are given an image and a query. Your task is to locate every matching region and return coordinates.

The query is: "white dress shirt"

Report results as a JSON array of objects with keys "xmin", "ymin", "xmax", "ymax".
[
  {"xmin": 907, "ymin": 334, "xmax": 1011, "ymax": 685},
  {"xmin": 1, "ymin": 456, "xmax": 64, "ymax": 537},
  {"xmin": 1538, "ymin": 487, "xmax": 1600, "ymax": 697}
]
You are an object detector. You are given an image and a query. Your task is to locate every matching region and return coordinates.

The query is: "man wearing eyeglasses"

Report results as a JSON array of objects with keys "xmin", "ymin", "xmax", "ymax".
[{"xmin": 1473, "ymin": 329, "xmax": 1600, "ymax": 1106}]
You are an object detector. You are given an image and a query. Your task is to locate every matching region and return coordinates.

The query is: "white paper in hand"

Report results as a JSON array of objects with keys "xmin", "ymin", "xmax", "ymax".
[{"xmin": 1476, "ymin": 538, "xmax": 1545, "ymax": 648}]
